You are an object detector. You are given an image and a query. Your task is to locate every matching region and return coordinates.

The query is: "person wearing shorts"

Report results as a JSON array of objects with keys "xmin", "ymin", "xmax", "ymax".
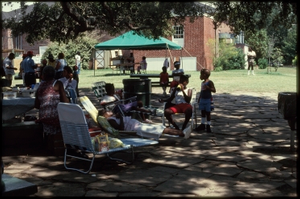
[
  {"xmin": 195, "ymin": 68, "xmax": 216, "ymax": 133},
  {"xmin": 159, "ymin": 74, "xmax": 192, "ymax": 131}
]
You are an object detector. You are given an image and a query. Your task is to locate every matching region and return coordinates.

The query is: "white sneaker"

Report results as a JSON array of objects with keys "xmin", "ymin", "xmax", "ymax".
[{"xmin": 183, "ymin": 125, "xmax": 192, "ymax": 139}]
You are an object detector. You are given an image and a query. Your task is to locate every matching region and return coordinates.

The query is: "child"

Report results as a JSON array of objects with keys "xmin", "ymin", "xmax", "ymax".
[
  {"xmin": 159, "ymin": 75, "xmax": 192, "ymax": 131},
  {"xmin": 195, "ymin": 69, "xmax": 216, "ymax": 133},
  {"xmin": 58, "ymin": 66, "xmax": 78, "ymax": 103},
  {"xmin": 140, "ymin": 56, "xmax": 147, "ymax": 74},
  {"xmin": 169, "ymin": 61, "xmax": 184, "ymax": 93},
  {"xmin": 159, "ymin": 66, "xmax": 169, "ymax": 96}
]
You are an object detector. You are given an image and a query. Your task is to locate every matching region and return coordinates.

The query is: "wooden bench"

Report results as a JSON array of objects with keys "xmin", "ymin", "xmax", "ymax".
[
  {"xmin": 130, "ymin": 74, "xmax": 191, "ymax": 87},
  {"xmin": 151, "ymin": 81, "xmax": 170, "ymax": 87}
]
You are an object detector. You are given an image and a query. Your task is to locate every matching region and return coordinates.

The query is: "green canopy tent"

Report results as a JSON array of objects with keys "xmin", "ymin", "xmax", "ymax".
[
  {"xmin": 93, "ymin": 31, "xmax": 182, "ymax": 74},
  {"xmin": 94, "ymin": 30, "xmax": 182, "ymax": 50}
]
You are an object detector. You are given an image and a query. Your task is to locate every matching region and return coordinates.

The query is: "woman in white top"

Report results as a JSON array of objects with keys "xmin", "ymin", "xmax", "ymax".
[
  {"xmin": 159, "ymin": 74, "xmax": 192, "ymax": 131},
  {"xmin": 55, "ymin": 52, "xmax": 68, "ymax": 79}
]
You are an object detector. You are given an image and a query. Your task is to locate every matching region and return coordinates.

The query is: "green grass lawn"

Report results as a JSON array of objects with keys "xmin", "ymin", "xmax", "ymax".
[
  {"xmin": 12, "ymin": 66, "xmax": 297, "ymax": 95},
  {"xmin": 78, "ymin": 67, "xmax": 297, "ymax": 94}
]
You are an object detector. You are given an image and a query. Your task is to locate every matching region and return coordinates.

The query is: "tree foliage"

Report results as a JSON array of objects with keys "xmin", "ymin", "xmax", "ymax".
[
  {"xmin": 2, "ymin": 2, "xmax": 212, "ymax": 44},
  {"xmin": 282, "ymin": 24, "xmax": 297, "ymax": 65},
  {"xmin": 207, "ymin": 39, "xmax": 245, "ymax": 71},
  {"xmin": 42, "ymin": 34, "xmax": 98, "ymax": 69},
  {"xmin": 211, "ymin": 2, "xmax": 297, "ymax": 37}
]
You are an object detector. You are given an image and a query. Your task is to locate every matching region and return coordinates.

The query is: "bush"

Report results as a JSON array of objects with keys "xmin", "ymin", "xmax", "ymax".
[
  {"xmin": 257, "ymin": 58, "xmax": 268, "ymax": 69},
  {"xmin": 213, "ymin": 46, "xmax": 246, "ymax": 71}
]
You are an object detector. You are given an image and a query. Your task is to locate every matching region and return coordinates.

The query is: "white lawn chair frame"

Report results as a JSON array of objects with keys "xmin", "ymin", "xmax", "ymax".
[
  {"xmin": 57, "ymin": 102, "xmax": 158, "ymax": 174},
  {"xmin": 162, "ymin": 87, "xmax": 197, "ymax": 129}
]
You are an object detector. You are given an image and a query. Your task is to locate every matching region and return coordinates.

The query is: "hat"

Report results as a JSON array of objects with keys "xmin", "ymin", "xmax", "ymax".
[
  {"xmin": 174, "ymin": 61, "xmax": 180, "ymax": 66},
  {"xmin": 27, "ymin": 51, "xmax": 34, "ymax": 56},
  {"xmin": 47, "ymin": 54, "xmax": 54, "ymax": 59}
]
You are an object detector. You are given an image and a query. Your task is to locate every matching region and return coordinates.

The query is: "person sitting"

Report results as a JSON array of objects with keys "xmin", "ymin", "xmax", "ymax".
[
  {"xmin": 169, "ymin": 61, "xmax": 184, "ymax": 93},
  {"xmin": 99, "ymin": 109, "xmax": 192, "ymax": 140},
  {"xmin": 159, "ymin": 74, "xmax": 192, "ymax": 131},
  {"xmin": 100, "ymin": 83, "xmax": 154, "ymax": 123}
]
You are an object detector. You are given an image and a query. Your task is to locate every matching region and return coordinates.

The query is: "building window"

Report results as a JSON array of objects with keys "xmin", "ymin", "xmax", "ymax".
[
  {"xmin": 173, "ymin": 26, "xmax": 184, "ymax": 38},
  {"xmin": 172, "ymin": 25, "xmax": 184, "ymax": 47},
  {"xmin": 14, "ymin": 35, "xmax": 22, "ymax": 49}
]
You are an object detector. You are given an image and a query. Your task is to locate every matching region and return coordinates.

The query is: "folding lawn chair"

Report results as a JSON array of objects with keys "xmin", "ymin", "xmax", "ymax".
[
  {"xmin": 57, "ymin": 102, "xmax": 158, "ymax": 174},
  {"xmin": 91, "ymin": 81, "xmax": 107, "ymax": 102}
]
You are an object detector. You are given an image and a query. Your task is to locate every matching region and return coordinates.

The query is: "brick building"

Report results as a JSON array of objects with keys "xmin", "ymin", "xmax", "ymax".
[{"xmin": 2, "ymin": 3, "xmax": 237, "ymax": 72}]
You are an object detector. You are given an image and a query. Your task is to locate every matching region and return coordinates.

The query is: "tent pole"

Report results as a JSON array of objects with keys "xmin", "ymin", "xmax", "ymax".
[
  {"xmin": 183, "ymin": 47, "xmax": 204, "ymax": 70},
  {"xmin": 181, "ymin": 49, "xmax": 183, "ymax": 69},
  {"xmin": 166, "ymin": 44, "xmax": 174, "ymax": 68}
]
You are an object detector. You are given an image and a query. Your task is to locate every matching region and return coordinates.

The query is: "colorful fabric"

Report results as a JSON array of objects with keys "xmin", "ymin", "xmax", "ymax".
[{"xmin": 36, "ymin": 80, "xmax": 61, "ymax": 135}]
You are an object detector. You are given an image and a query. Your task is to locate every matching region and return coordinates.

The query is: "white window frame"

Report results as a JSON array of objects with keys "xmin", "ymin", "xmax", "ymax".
[{"xmin": 172, "ymin": 25, "xmax": 184, "ymax": 47}]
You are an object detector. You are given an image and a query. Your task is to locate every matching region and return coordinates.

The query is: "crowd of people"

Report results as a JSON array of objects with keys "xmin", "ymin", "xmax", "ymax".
[{"xmin": 2, "ymin": 50, "xmax": 220, "ymax": 154}]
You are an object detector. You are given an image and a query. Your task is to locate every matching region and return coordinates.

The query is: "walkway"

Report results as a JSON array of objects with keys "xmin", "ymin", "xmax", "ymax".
[{"xmin": 2, "ymin": 89, "xmax": 298, "ymax": 197}]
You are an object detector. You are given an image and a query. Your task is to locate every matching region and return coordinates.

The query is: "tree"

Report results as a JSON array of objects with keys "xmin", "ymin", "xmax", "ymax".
[
  {"xmin": 2, "ymin": 2, "xmax": 212, "ymax": 44},
  {"xmin": 42, "ymin": 33, "xmax": 99, "ymax": 69},
  {"xmin": 282, "ymin": 24, "xmax": 297, "ymax": 65},
  {"xmin": 211, "ymin": 2, "xmax": 297, "ymax": 37},
  {"xmin": 207, "ymin": 39, "xmax": 245, "ymax": 71},
  {"xmin": 245, "ymin": 29, "xmax": 269, "ymax": 62}
]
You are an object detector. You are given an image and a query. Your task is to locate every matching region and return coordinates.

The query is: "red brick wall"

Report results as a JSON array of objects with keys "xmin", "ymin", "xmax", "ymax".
[
  {"xmin": 132, "ymin": 16, "xmax": 218, "ymax": 71},
  {"xmin": 21, "ymin": 34, "xmax": 50, "ymax": 56}
]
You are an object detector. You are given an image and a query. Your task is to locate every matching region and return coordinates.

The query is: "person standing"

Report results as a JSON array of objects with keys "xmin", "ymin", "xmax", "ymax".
[
  {"xmin": 3, "ymin": 53, "xmax": 17, "ymax": 87},
  {"xmin": 34, "ymin": 66, "xmax": 70, "ymax": 154},
  {"xmin": 21, "ymin": 51, "xmax": 37, "ymax": 87},
  {"xmin": 159, "ymin": 75, "xmax": 192, "ymax": 131},
  {"xmin": 74, "ymin": 51, "xmax": 81, "ymax": 97},
  {"xmin": 163, "ymin": 58, "xmax": 169, "ymax": 69},
  {"xmin": 39, "ymin": 59, "xmax": 47, "ymax": 82},
  {"xmin": 75, "ymin": 51, "xmax": 82, "ymax": 74},
  {"xmin": 19, "ymin": 53, "xmax": 27, "ymax": 86},
  {"xmin": 127, "ymin": 52, "xmax": 135, "ymax": 74},
  {"xmin": 169, "ymin": 61, "xmax": 184, "ymax": 93},
  {"xmin": 195, "ymin": 69, "xmax": 216, "ymax": 133},
  {"xmin": 159, "ymin": 66, "xmax": 169, "ymax": 96},
  {"xmin": 47, "ymin": 53, "xmax": 57, "ymax": 68},
  {"xmin": 72, "ymin": 65, "xmax": 80, "ymax": 97},
  {"xmin": 55, "ymin": 52, "xmax": 67, "ymax": 79},
  {"xmin": 247, "ymin": 47, "xmax": 256, "ymax": 75},
  {"xmin": 140, "ymin": 56, "xmax": 147, "ymax": 74}
]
